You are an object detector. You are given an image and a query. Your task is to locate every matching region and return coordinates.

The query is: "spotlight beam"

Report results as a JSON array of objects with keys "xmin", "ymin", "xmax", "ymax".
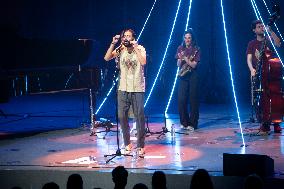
[
  {"xmin": 144, "ymin": 0, "xmax": 183, "ymax": 108},
  {"xmin": 137, "ymin": 0, "xmax": 157, "ymax": 41},
  {"xmin": 220, "ymin": 0, "xmax": 246, "ymax": 147},
  {"xmin": 165, "ymin": 0, "xmax": 194, "ymax": 114}
]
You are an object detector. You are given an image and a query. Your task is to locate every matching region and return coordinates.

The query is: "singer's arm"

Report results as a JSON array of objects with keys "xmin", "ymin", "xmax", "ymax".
[
  {"xmin": 104, "ymin": 35, "xmax": 120, "ymax": 61},
  {"xmin": 104, "ymin": 44, "xmax": 116, "ymax": 61},
  {"xmin": 133, "ymin": 44, "xmax": 146, "ymax": 65}
]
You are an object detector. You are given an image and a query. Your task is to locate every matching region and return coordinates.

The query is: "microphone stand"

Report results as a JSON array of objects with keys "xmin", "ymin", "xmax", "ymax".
[{"xmin": 104, "ymin": 67, "xmax": 133, "ymax": 164}]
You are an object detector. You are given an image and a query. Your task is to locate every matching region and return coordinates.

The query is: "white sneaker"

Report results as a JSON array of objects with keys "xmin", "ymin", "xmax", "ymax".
[
  {"xmin": 180, "ymin": 124, "xmax": 186, "ymax": 129},
  {"xmin": 184, "ymin": 126, "xmax": 194, "ymax": 132},
  {"xmin": 137, "ymin": 148, "xmax": 145, "ymax": 156},
  {"xmin": 125, "ymin": 143, "xmax": 133, "ymax": 154}
]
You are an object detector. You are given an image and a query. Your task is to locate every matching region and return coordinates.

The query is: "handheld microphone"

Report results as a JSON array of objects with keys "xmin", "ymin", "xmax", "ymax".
[{"xmin": 115, "ymin": 43, "xmax": 123, "ymax": 53}]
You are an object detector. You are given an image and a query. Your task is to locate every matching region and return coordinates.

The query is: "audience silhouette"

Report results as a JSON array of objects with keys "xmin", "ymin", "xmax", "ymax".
[
  {"xmin": 152, "ymin": 171, "xmax": 167, "ymax": 189},
  {"xmin": 42, "ymin": 182, "xmax": 59, "ymax": 189},
  {"xmin": 133, "ymin": 183, "xmax": 148, "ymax": 189},
  {"xmin": 67, "ymin": 173, "xmax": 83, "ymax": 189},
  {"xmin": 244, "ymin": 174, "xmax": 263, "ymax": 189},
  {"xmin": 112, "ymin": 166, "xmax": 128, "ymax": 189},
  {"xmin": 190, "ymin": 169, "xmax": 214, "ymax": 189}
]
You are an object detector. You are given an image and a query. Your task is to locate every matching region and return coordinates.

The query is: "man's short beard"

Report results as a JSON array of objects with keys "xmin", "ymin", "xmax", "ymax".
[{"xmin": 123, "ymin": 40, "xmax": 132, "ymax": 47}]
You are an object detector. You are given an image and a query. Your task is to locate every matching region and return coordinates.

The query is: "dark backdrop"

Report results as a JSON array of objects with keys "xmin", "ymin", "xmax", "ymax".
[{"xmin": 1, "ymin": 0, "xmax": 283, "ymax": 113}]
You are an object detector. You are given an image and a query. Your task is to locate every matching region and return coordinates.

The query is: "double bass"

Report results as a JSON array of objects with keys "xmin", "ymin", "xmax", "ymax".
[
  {"xmin": 254, "ymin": 55, "xmax": 284, "ymax": 126},
  {"xmin": 253, "ymin": 9, "xmax": 284, "ymax": 129}
]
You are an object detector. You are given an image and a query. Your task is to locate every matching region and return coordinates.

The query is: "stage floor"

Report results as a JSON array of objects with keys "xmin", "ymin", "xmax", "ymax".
[{"xmin": 0, "ymin": 93, "xmax": 284, "ymax": 187}]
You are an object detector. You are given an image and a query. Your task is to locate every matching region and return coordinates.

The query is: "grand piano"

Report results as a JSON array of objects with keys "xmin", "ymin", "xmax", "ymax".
[{"xmin": 0, "ymin": 30, "xmax": 102, "ymax": 101}]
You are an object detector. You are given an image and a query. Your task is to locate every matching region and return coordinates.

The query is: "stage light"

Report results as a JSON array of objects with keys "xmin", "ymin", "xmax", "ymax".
[
  {"xmin": 220, "ymin": 0, "xmax": 246, "ymax": 147},
  {"xmin": 250, "ymin": 0, "xmax": 283, "ymax": 68},
  {"xmin": 95, "ymin": 0, "xmax": 158, "ymax": 114},
  {"xmin": 165, "ymin": 0, "xmax": 194, "ymax": 114},
  {"xmin": 144, "ymin": 0, "xmax": 183, "ymax": 108},
  {"xmin": 262, "ymin": 0, "xmax": 284, "ymax": 42}
]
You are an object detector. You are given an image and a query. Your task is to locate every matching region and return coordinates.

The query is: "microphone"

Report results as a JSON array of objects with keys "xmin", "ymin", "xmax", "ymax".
[{"xmin": 115, "ymin": 43, "xmax": 123, "ymax": 53}]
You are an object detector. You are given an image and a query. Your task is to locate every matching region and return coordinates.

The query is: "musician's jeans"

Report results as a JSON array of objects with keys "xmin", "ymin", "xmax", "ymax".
[
  {"xmin": 117, "ymin": 91, "xmax": 145, "ymax": 148},
  {"xmin": 178, "ymin": 71, "xmax": 199, "ymax": 129}
]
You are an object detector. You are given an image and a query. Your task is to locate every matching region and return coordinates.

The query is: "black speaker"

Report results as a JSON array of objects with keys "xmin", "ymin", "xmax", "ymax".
[{"xmin": 223, "ymin": 153, "xmax": 274, "ymax": 177}]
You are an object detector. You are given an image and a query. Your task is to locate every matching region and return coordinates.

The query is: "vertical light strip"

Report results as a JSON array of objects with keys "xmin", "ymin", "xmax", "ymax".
[
  {"xmin": 144, "ymin": 0, "xmax": 183, "ymax": 108},
  {"xmin": 165, "ymin": 0, "xmax": 193, "ymax": 114},
  {"xmin": 95, "ymin": 78, "xmax": 118, "ymax": 114},
  {"xmin": 250, "ymin": 0, "xmax": 283, "ymax": 67},
  {"xmin": 185, "ymin": 0, "xmax": 193, "ymax": 30},
  {"xmin": 220, "ymin": 0, "xmax": 246, "ymax": 147},
  {"xmin": 164, "ymin": 68, "xmax": 180, "ymax": 114},
  {"xmin": 261, "ymin": 0, "xmax": 284, "ymax": 42},
  {"xmin": 95, "ymin": 0, "xmax": 158, "ymax": 114},
  {"xmin": 250, "ymin": 0, "xmax": 260, "ymax": 19},
  {"xmin": 137, "ymin": 0, "xmax": 157, "ymax": 41}
]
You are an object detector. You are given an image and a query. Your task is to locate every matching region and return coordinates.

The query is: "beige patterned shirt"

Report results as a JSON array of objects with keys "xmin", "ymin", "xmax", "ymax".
[{"xmin": 118, "ymin": 45, "xmax": 146, "ymax": 92}]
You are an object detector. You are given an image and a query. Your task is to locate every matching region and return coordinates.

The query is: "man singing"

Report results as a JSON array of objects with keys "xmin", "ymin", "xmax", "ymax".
[{"xmin": 104, "ymin": 29, "xmax": 147, "ymax": 155}]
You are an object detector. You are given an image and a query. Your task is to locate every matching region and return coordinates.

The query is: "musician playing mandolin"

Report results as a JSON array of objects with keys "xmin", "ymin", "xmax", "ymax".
[
  {"xmin": 246, "ymin": 20, "xmax": 282, "ymax": 133},
  {"xmin": 175, "ymin": 29, "xmax": 201, "ymax": 131}
]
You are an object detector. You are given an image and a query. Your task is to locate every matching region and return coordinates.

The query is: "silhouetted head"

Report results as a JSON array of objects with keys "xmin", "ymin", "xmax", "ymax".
[
  {"xmin": 112, "ymin": 166, "xmax": 128, "ymax": 189},
  {"xmin": 190, "ymin": 169, "xmax": 214, "ymax": 189},
  {"xmin": 152, "ymin": 171, "xmax": 167, "ymax": 189},
  {"xmin": 244, "ymin": 174, "xmax": 263, "ymax": 189},
  {"xmin": 133, "ymin": 183, "xmax": 148, "ymax": 189},
  {"xmin": 42, "ymin": 182, "xmax": 59, "ymax": 189},
  {"xmin": 67, "ymin": 173, "xmax": 83, "ymax": 189}
]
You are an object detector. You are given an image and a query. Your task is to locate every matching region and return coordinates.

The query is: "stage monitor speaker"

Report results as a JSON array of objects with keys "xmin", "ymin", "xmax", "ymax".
[{"xmin": 223, "ymin": 153, "xmax": 274, "ymax": 177}]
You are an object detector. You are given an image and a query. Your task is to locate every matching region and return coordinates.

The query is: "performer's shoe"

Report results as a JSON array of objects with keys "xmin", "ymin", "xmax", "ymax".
[
  {"xmin": 125, "ymin": 143, "xmax": 133, "ymax": 153},
  {"xmin": 184, "ymin": 126, "xmax": 195, "ymax": 132},
  {"xmin": 137, "ymin": 148, "xmax": 145, "ymax": 156},
  {"xmin": 180, "ymin": 124, "xmax": 186, "ymax": 129},
  {"xmin": 274, "ymin": 124, "xmax": 282, "ymax": 133}
]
